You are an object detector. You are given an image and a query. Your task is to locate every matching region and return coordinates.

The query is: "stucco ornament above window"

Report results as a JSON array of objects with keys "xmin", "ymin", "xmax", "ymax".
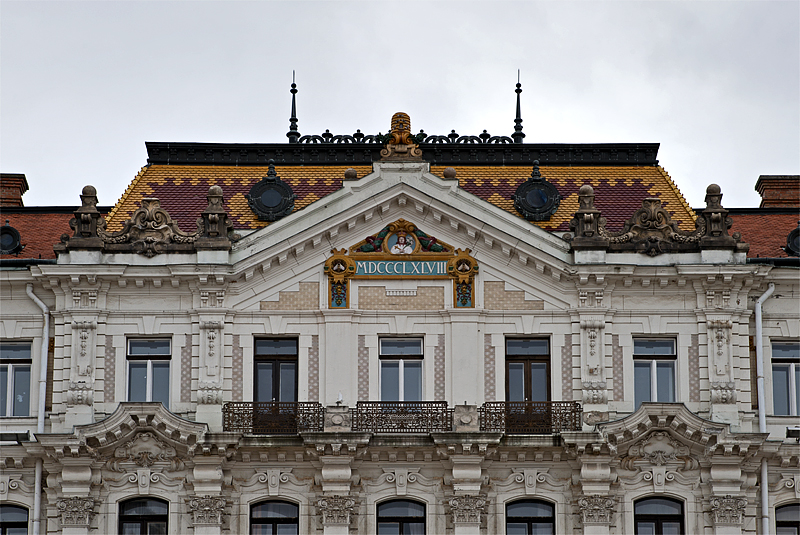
[
  {"xmin": 55, "ymin": 185, "xmax": 239, "ymax": 257},
  {"xmin": 513, "ymin": 160, "xmax": 562, "ymax": 221},
  {"xmin": 245, "ymin": 159, "xmax": 297, "ymax": 221}
]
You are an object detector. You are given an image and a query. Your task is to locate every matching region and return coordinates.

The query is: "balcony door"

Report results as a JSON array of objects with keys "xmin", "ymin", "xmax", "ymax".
[
  {"xmin": 254, "ymin": 339, "xmax": 298, "ymax": 433},
  {"xmin": 505, "ymin": 339, "xmax": 551, "ymax": 433}
]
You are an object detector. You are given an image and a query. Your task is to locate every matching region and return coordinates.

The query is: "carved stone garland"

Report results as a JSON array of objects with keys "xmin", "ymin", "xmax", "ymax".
[
  {"xmin": 317, "ymin": 495, "xmax": 356, "ymax": 525},
  {"xmin": 449, "ymin": 495, "xmax": 487, "ymax": 524}
]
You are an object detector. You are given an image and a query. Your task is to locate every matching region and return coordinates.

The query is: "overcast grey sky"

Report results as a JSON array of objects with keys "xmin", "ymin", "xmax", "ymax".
[{"xmin": 2, "ymin": 1, "xmax": 798, "ymax": 209}]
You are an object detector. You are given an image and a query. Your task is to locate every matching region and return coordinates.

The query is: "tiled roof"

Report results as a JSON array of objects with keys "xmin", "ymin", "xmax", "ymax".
[
  {"xmin": 729, "ymin": 212, "xmax": 799, "ymax": 258},
  {"xmin": 106, "ymin": 163, "xmax": 697, "ymax": 234},
  {"xmin": 0, "ymin": 212, "xmax": 73, "ymax": 260}
]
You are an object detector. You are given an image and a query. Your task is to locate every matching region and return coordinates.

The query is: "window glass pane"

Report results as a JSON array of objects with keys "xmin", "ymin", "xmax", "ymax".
[
  {"xmin": 507, "ymin": 501, "xmax": 553, "ymax": 517},
  {"xmin": 380, "ymin": 339, "xmax": 423, "ymax": 356},
  {"xmin": 280, "ymin": 362, "xmax": 296, "ymax": 402},
  {"xmin": 776, "ymin": 527, "xmax": 799, "ymax": 535},
  {"xmin": 381, "ymin": 362, "xmax": 400, "ymax": 401},
  {"xmin": 377, "ymin": 523, "xmax": 400, "ymax": 535},
  {"xmin": 776, "ymin": 504, "xmax": 800, "ymax": 522},
  {"xmin": 662, "ymin": 522, "xmax": 682, "ymax": 535},
  {"xmin": 773, "ymin": 364, "xmax": 791, "ymax": 415},
  {"xmin": 148, "ymin": 522, "xmax": 167, "ymax": 535},
  {"xmin": 121, "ymin": 498, "xmax": 168, "ymax": 516},
  {"xmin": 128, "ymin": 362, "xmax": 148, "ymax": 402},
  {"xmin": 404, "ymin": 361, "xmax": 422, "ymax": 402},
  {"xmin": 128, "ymin": 339, "xmax": 170, "ymax": 357},
  {"xmin": 251, "ymin": 526, "xmax": 273, "ymax": 535},
  {"xmin": 635, "ymin": 522, "xmax": 656, "ymax": 535},
  {"xmin": 0, "ymin": 366, "xmax": 7, "ymax": 417},
  {"xmin": 506, "ymin": 524, "xmax": 528, "ymax": 535},
  {"xmin": 151, "ymin": 362, "xmax": 170, "ymax": 409},
  {"xmin": 773, "ymin": 342, "xmax": 800, "ymax": 359},
  {"xmin": 406, "ymin": 522, "xmax": 425, "ymax": 535},
  {"xmin": 121, "ymin": 523, "xmax": 142, "ymax": 535},
  {"xmin": 634, "ymin": 339, "xmax": 675, "ymax": 356},
  {"xmin": 531, "ymin": 523, "xmax": 554, "ymax": 535},
  {"xmin": 276, "ymin": 525, "xmax": 298, "ymax": 535},
  {"xmin": 530, "ymin": 363, "xmax": 548, "ymax": 402},
  {"xmin": 656, "ymin": 362, "xmax": 675, "ymax": 403},
  {"xmin": 255, "ymin": 339, "xmax": 297, "ymax": 356},
  {"xmin": 12, "ymin": 365, "xmax": 30, "ymax": 416},
  {"xmin": 7, "ymin": 528, "xmax": 29, "ymax": 535},
  {"xmin": 256, "ymin": 362, "xmax": 274, "ymax": 402},
  {"xmin": 635, "ymin": 361, "xmax": 652, "ymax": 406},
  {"xmin": 796, "ymin": 366, "xmax": 800, "ymax": 416},
  {"xmin": 507, "ymin": 339, "xmax": 549, "ymax": 356},
  {"xmin": 0, "ymin": 504, "xmax": 29, "ymax": 522},
  {"xmin": 508, "ymin": 362, "xmax": 526, "ymax": 402},
  {"xmin": 0, "ymin": 344, "xmax": 31, "ymax": 360},
  {"xmin": 634, "ymin": 498, "xmax": 683, "ymax": 515},
  {"xmin": 252, "ymin": 502, "xmax": 299, "ymax": 519},
  {"xmin": 378, "ymin": 500, "xmax": 425, "ymax": 517}
]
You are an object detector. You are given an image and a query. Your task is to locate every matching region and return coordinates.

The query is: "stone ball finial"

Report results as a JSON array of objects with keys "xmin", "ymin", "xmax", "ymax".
[
  {"xmin": 579, "ymin": 184, "xmax": 594, "ymax": 196},
  {"xmin": 443, "ymin": 167, "xmax": 457, "ymax": 180},
  {"xmin": 208, "ymin": 185, "xmax": 223, "ymax": 196},
  {"xmin": 344, "ymin": 168, "xmax": 357, "ymax": 180},
  {"xmin": 707, "ymin": 184, "xmax": 721, "ymax": 195},
  {"xmin": 82, "ymin": 185, "xmax": 97, "ymax": 196}
]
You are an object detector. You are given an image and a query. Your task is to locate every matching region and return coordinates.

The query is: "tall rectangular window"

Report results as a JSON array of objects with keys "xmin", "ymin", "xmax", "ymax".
[
  {"xmin": 0, "ymin": 343, "xmax": 31, "ymax": 417},
  {"xmin": 254, "ymin": 339, "xmax": 297, "ymax": 403},
  {"xmin": 506, "ymin": 338, "xmax": 550, "ymax": 402},
  {"xmin": 127, "ymin": 339, "xmax": 171, "ymax": 409},
  {"xmin": 380, "ymin": 338, "xmax": 423, "ymax": 402},
  {"xmin": 634, "ymin": 339, "xmax": 676, "ymax": 407},
  {"xmin": 772, "ymin": 341, "xmax": 800, "ymax": 416}
]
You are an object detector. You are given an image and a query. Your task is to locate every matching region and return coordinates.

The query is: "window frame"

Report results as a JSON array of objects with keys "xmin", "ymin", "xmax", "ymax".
[
  {"xmin": 0, "ymin": 504, "xmax": 29, "ymax": 535},
  {"xmin": 250, "ymin": 500, "xmax": 299, "ymax": 535},
  {"xmin": 0, "ymin": 342, "xmax": 32, "ymax": 417},
  {"xmin": 505, "ymin": 499, "xmax": 555, "ymax": 535},
  {"xmin": 253, "ymin": 338, "xmax": 299, "ymax": 403},
  {"xmin": 775, "ymin": 503, "xmax": 800, "ymax": 535},
  {"xmin": 126, "ymin": 338, "xmax": 171, "ymax": 409},
  {"xmin": 633, "ymin": 338, "xmax": 677, "ymax": 406},
  {"xmin": 379, "ymin": 338, "xmax": 424, "ymax": 402},
  {"xmin": 771, "ymin": 341, "xmax": 800, "ymax": 416},
  {"xmin": 633, "ymin": 497, "xmax": 684, "ymax": 535},
  {"xmin": 376, "ymin": 499, "xmax": 426, "ymax": 535},
  {"xmin": 118, "ymin": 497, "xmax": 168, "ymax": 535},
  {"xmin": 505, "ymin": 338, "xmax": 551, "ymax": 402}
]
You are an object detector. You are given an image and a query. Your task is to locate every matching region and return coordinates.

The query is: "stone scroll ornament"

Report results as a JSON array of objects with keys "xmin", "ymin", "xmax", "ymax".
[
  {"xmin": 56, "ymin": 185, "xmax": 239, "ymax": 257},
  {"xmin": 380, "ymin": 112, "xmax": 424, "ymax": 161},
  {"xmin": 569, "ymin": 183, "xmax": 749, "ymax": 256},
  {"xmin": 324, "ymin": 218, "xmax": 478, "ymax": 308}
]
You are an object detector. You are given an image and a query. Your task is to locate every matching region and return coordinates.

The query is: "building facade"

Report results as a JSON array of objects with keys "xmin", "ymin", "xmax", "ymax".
[{"xmin": 1, "ymin": 110, "xmax": 798, "ymax": 534}]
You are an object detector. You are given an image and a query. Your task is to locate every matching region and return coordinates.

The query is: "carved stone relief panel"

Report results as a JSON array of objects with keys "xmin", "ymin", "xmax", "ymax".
[
  {"xmin": 57, "ymin": 497, "xmax": 97, "ymax": 527},
  {"xmin": 710, "ymin": 495, "xmax": 746, "ymax": 526},
  {"xmin": 449, "ymin": 495, "xmax": 486, "ymax": 524},
  {"xmin": 317, "ymin": 495, "xmax": 355, "ymax": 525},
  {"xmin": 67, "ymin": 320, "xmax": 97, "ymax": 406},
  {"xmin": 577, "ymin": 495, "xmax": 615, "ymax": 525},
  {"xmin": 187, "ymin": 495, "xmax": 227, "ymax": 526}
]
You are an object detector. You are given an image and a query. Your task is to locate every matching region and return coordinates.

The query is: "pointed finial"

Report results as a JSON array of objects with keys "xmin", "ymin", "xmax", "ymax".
[
  {"xmin": 287, "ymin": 72, "xmax": 300, "ymax": 143},
  {"xmin": 266, "ymin": 159, "xmax": 277, "ymax": 178},
  {"xmin": 530, "ymin": 160, "xmax": 541, "ymax": 180},
  {"xmin": 512, "ymin": 70, "xmax": 525, "ymax": 144}
]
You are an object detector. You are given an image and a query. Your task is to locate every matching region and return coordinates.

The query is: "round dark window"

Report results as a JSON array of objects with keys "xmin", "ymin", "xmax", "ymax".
[
  {"xmin": 260, "ymin": 189, "xmax": 283, "ymax": 208},
  {"xmin": 526, "ymin": 188, "xmax": 548, "ymax": 209},
  {"xmin": 0, "ymin": 225, "xmax": 22, "ymax": 254}
]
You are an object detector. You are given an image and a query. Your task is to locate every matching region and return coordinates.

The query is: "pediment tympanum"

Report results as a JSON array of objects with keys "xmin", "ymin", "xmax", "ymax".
[{"xmin": 324, "ymin": 218, "xmax": 478, "ymax": 309}]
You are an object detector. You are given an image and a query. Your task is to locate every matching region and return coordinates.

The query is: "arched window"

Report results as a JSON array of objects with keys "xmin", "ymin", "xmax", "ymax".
[
  {"xmin": 250, "ymin": 501, "xmax": 298, "ymax": 535},
  {"xmin": 634, "ymin": 497, "xmax": 684, "ymax": 535},
  {"xmin": 119, "ymin": 498, "xmax": 168, "ymax": 535},
  {"xmin": 0, "ymin": 505, "xmax": 28, "ymax": 535},
  {"xmin": 776, "ymin": 503, "xmax": 800, "ymax": 535},
  {"xmin": 377, "ymin": 500, "xmax": 425, "ymax": 535},
  {"xmin": 506, "ymin": 500, "xmax": 555, "ymax": 534}
]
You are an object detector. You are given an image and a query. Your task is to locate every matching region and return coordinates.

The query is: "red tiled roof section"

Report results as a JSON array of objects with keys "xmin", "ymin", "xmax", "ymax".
[
  {"xmin": 730, "ymin": 213, "xmax": 799, "ymax": 258},
  {"xmin": 0, "ymin": 213, "xmax": 73, "ymax": 260}
]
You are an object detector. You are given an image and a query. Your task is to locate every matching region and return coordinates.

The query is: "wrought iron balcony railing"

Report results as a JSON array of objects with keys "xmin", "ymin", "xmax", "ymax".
[
  {"xmin": 352, "ymin": 401, "xmax": 453, "ymax": 433},
  {"xmin": 479, "ymin": 401, "xmax": 582, "ymax": 434},
  {"xmin": 222, "ymin": 402, "xmax": 324, "ymax": 434}
]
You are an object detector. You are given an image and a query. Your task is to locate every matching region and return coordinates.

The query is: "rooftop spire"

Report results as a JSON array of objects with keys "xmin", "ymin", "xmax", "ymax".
[
  {"xmin": 287, "ymin": 71, "xmax": 300, "ymax": 143},
  {"xmin": 512, "ymin": 70, "xmax": 525, "ymax": 144}
]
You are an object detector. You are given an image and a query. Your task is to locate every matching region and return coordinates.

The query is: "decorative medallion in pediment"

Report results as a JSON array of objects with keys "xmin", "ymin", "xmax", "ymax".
[
  {"xmin": 105, "ymin": 431, "xmax": 185, "ymax": 472},
  {"xmin": 324, "ymin": 219, "xmax": 478, "ymax": 309}
]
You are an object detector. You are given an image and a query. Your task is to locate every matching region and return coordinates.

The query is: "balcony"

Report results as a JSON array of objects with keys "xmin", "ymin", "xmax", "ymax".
[
  {"xmin": 351, "ymin": 401, "xmax": 453, "ymax": 433},
  {"xmin": 479, "ymin": 401, "xmax": 583, "ymax": 434},
  {"xmin": 222, "ymin": 402, "xmax": 324, "ymax": 434}
]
